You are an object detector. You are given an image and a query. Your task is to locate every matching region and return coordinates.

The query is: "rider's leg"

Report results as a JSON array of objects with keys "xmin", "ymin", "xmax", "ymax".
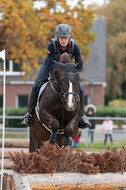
[
  {"xmin": 79, "ymin": 85, "xmax": 91, "ymax": 128},
  {"xmin": 21, "ymin": 88, "xmax": 37, "ymax": 126},
  {"xmin": 21, "ymin": 63, "xmax": 49, "ymax": 126}
]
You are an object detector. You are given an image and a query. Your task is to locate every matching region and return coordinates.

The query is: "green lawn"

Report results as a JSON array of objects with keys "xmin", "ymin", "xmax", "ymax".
[
  {"xmin": 73, "ymin": 140, "xmax": 126, "ymax": 151},
  {"xmin": 0, "ymin": 134, "xmax": 126, "ymax": 151},
  {"xmin": 0, "ymin": 134, "xmax": 27, "ymax": 139}
]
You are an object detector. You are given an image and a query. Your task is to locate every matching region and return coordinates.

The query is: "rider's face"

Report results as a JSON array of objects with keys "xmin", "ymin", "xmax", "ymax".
[{"xmin": 58, "ymin": 37, "xmax": 70, "ymax": 47}]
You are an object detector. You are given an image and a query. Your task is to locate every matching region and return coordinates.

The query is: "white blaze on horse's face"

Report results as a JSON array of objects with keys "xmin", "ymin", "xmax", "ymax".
[{"xmin": 67, "ymin": 81, "xmax": 75, "ymax": 109}]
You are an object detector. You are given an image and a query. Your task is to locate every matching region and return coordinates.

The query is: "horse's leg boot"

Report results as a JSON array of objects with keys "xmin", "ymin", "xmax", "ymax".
[
  {"xmin": 79, "ymin": 94, "xmax": 91, "ymax": 129},
  {"xmin": 21, "ymin": 89, "xmax": 37, "ymax": 126},
  {"xmin": 49, "ymin": 132, "xmax": 57, "ymax": 144}
]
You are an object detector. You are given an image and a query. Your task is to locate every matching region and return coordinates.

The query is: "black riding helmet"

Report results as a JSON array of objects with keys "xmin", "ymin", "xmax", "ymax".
[{"xmin": 55, "ymin": 24, "xmax": 72, "ymax": 38}]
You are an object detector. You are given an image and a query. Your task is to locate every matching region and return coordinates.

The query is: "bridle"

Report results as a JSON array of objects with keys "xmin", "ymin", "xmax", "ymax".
[{"xmin": 50, "ymin": 71, "xmax": 80, "ymax": 103}]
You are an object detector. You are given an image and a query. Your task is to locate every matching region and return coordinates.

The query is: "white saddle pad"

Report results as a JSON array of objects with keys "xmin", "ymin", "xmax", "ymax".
[{"xmin": 37, "ymin": 81, "xmax": 49, "ymax": 102}]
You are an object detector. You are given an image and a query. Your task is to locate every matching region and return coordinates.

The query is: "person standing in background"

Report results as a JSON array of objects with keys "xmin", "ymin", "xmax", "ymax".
[
  {"xmin": 101, "ymin": 117, "xmax": 114, "ymax": 147},
  {"xmin": 72, "ymin": 130, "xmax": 82, "ymax": 148}
]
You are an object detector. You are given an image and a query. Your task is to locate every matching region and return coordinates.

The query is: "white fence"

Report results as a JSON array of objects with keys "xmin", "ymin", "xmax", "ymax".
[{"xmin": 0, "ymin": 116, "xmax": 126, "ymax": 144}]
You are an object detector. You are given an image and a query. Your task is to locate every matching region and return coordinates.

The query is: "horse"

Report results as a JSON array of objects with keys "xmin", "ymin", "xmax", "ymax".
[{"xmin": 29, "ymin": 54, "xmax": 82, "ymax": 152}]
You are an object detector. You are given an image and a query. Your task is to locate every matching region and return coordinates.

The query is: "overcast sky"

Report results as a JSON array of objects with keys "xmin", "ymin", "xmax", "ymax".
[
  {"xmin": 69, "ymin": 0, "xmax": 105, "ymax": 7},
  {"xmin": 34, "ymin": 0, "xmax": 106, "ymax": 9},
  {"xmin": 84, "ymin": 0, "xmax": 105, "ymax": 7}
]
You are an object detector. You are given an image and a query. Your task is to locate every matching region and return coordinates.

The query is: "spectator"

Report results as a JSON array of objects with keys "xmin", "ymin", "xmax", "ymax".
[
  {"xmin": 85, "ymin": 104, "xmax": 96, "ymax": 147},
  {"xmin": 72, "ymin": 130, "xmax": 82, "ymax": 148},
  {"xmin": 101, "ymin": 117, "xmax": 114, "ymax": 147}
]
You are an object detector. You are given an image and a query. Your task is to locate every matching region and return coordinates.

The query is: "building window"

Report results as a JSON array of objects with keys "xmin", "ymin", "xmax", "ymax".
[
  {"xmin": 17, "ymin": 95, "xmax": 28, "ymax": 108},
  {"xmin": 0, "ymin": 95, "xmax": 3, "ymax": 108},
  {"xmin": 6, "ymin": 60, "xmax": 21, "ymax": 72},
  {"xmin": 0, "ymin": 60, "xmax": 25, "ymax": 76}
]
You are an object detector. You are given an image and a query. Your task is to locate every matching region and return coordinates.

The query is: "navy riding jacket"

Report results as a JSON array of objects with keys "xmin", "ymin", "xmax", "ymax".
[
  {"xmin": 32, "ymin": 41, "xmax": 84, "ymax": 95},
  {"xmin": 46, "ymin": 41, "xmax": 83, "ymax": 71}
]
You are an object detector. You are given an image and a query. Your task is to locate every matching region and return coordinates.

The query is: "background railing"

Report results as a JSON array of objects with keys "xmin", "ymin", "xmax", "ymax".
[{"xmin": 0, "ymin": 116, "xmax": 126, "ymax": 147}]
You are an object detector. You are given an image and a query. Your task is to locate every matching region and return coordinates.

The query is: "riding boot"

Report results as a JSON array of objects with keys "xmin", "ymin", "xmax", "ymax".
[
  {"xmin": 79, "ymin": 94, "xmax": 91, "ymax": 129},
  {"xmin": 21, "ymin": 89, "xmax": 37, "ymax": 126}
]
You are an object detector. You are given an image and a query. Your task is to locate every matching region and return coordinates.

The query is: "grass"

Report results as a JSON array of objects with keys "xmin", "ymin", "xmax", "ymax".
[
  {"xmin": 0, "ymin": 134, "xmax": 27, "ymax": 139},
  {"xmin": 73, "ymin": 140, "xmax": 126, "ymax": 151},
  {"xmin": 0, "ymin": 134, "xmax": 126, "ymax": 151}
]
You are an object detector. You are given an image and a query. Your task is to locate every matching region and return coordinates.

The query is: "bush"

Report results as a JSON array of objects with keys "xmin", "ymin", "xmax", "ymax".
[{"xmin": 108, "ymin": 99, "xmax": 126, "ymax": 108}]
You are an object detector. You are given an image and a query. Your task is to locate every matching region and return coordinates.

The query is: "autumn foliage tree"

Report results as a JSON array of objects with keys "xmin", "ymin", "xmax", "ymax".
[
  {"xmin": 0, "ymin": 0, "xmax": 94, "ymax": 78},
  {"xmin": 96, "ymin": 0, "xmax": 126, "ymax": 102}
]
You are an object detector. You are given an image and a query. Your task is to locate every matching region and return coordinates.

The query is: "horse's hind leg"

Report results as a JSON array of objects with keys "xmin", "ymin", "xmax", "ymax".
[{"xmin": 29, "ymin": 135, "xmax": 37, "ymax": 152}]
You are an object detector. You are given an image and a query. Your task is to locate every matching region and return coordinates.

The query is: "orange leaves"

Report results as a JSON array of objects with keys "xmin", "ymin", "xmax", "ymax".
[{"xmin": 0, "ymin": 0, "xmax": 94, "ymax": 78}]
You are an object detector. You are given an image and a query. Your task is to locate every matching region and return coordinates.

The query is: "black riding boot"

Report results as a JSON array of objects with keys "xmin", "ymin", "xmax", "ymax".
[
  {"xmin": 21, "ymin": 89, "xmax": 37, "ymax": 126},
  {"xmin": 79, "ymin": 94, "xmax": 91, "ymax": 129}
]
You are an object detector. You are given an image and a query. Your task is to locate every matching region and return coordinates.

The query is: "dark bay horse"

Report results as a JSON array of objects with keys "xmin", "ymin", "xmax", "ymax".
[{"xmin": 29, "ymin": 55, "xmax": 82, "ymax": 152}]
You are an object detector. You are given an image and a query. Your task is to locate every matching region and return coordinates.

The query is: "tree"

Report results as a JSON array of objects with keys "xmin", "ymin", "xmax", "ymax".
[
  {"xmin": 0, "ymin": 0, "xmax": 45, "ymax": 78},
  {"xmin": 35, "ymin": 0, "xmax": 95, "ymax": 59},
  {"xmin": 0, "ymin": 0, "xmax": 95, "ymax": 78},
  {"xmin": 96, "ymin": 0, "xmax": 126, "ymax": 103}
]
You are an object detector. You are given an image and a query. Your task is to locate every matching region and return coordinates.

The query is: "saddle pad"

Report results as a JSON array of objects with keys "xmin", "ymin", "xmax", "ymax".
[{"xmin": 37, "ymin": 81, "xmax": 49, "ymax": 103}]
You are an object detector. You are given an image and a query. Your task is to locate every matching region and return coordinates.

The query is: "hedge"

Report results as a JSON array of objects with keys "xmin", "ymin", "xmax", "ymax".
[
  {"xmin": 0, "ymin": 106, "xmax": 126, "ymax": 128},
  {"xmin": 93, "ymin": 106, "xmax": 126, "ymax": 128},
  {"xmin": 95, "ymin": 106, "xmax": 126, "ymax": 117},
  {"xmin": 0, "ymin": 107, "xmax": 27, "ymax": 128}
]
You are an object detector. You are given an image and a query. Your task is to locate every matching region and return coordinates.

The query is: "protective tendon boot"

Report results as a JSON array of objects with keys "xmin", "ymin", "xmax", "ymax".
[
  {"xmin": 49, "ymin": 132, "xmax": 57, "ymax": 144},
  {"xmin": 79, "ymin": 94, "xmax": 91, "ymax": 129},
  {"xmin": 21, "ymin": 89, "xmax": 37, "ymax": 126}
]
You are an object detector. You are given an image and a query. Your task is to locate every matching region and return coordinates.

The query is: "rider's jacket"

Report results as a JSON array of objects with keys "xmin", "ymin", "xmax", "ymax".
[{"xmin": 44, "ymin": 38, "xmax": 83, "ymax": 72}]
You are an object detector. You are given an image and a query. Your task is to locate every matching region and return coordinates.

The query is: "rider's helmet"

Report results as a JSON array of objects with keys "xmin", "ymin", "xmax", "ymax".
[{"xmin": 55, "ymin": 24, "xmax": 72, "ymax": 38}]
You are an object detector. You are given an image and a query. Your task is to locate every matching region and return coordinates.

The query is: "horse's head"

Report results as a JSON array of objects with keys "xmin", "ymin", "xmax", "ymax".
[{"xmin": 50, "ymin": 58, "xmax": 81, "ymax": 111}]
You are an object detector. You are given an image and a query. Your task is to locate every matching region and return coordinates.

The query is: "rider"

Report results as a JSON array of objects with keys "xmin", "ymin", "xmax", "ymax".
[{"xmin": 22, "ymin": 24, "xmax": 90, "ymax": 128}]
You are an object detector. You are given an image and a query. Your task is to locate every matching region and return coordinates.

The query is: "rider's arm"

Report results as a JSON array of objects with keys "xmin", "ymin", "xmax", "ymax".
[
  {"xmin": 73, "ymin": 43, "xmax": 83, "ymax": 71},
  {"xmin": 46, "ymin": 42, "xmax": 56, "ymax": 71}
]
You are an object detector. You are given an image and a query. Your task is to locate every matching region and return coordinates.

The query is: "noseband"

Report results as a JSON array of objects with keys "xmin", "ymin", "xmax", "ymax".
[{"xmin": 50, "ymin": 71, "xmax": 80, "ymax": 103}]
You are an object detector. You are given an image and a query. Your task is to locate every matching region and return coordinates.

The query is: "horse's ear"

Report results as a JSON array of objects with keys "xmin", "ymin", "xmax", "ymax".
[
  {"xmin": 75, "ymin": 60, "xmax": 83, "ymax": 71},
  {"xmin": 53, "ymin": 60, "xmax": 65, "ymax": 69},
  {"xmin": 51, "ymin": 66, "xmax": 61, "ymax": 84}
]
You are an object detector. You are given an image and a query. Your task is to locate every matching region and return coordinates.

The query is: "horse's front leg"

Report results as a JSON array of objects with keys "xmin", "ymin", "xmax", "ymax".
[
  {"xmin": 41, "ymin": 110, "xmax": 60, "ymax": 143},
  {"xmin": 62, "ymin": 112, "xmax": 80, "ymax": 147}
]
